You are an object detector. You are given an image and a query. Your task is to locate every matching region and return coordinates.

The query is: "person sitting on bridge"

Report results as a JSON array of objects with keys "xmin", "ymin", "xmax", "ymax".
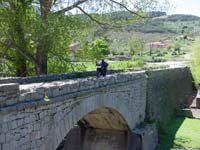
[{"xmin": 96, "ymin": 59, "xmax": 108, "ymax": 78}]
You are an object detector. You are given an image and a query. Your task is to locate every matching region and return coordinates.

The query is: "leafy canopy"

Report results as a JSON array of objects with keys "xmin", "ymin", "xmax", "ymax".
[{"xmin": 88, "ymin": 38, "xmax": 110, "ymax": 61}]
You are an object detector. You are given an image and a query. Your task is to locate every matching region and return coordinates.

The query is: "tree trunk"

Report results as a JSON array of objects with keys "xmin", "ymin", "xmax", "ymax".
[
  {"xmin": 36, "ymin": 42, "xmax": 48, "ymax": 75},
  {"xmin": 35, "ymin": 0, "xmax": 53, "ymax": 75},
  {"xmin": 15, "ymin": 52, "xmax": 26, "ymax": 77},
  {"xmin": 15, "ymin": 14, "xmax": 27, "ymax": 76}
]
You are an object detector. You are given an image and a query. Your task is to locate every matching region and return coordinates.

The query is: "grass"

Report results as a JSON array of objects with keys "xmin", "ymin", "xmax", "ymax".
[
  {"xmin": 191, "ymin": 38, "xmax": 200, "ymax": 87},
  {"xmin": 108, "ymin": 60, "xmax": 144, "ymax": 71},
  {"xmin": 157, "ymin": 117, "xmax": 200, "ymax": 150},
  {"xmin": 72, "ymin": 60, "xmax": 145, "ymax": 72}
]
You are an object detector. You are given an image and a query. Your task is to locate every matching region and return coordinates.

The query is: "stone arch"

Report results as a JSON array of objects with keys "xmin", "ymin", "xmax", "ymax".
[
  {"xmin": 54, "ymin": 93, "xmax": 135, "ymax": 150},
  {"xmin": 70, "ymin": 95, "xmax": 133, "ymax": 129}
]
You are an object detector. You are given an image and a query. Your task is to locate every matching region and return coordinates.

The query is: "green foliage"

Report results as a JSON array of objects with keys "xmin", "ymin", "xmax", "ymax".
[
  {"xmin": 191, "ymin": 38, "xmax": 200, "ymax": 88},
  {"xmin": 173, "ymin": 42, "xmax": 181, "ymax": 54},
  {"xmin": 87, "ymin": 38, "xmax": 110, "ymax": 62},
  {"xmin": 108, "ymin": 60, "xmax": 144, "ymax": 71},
  {"xmin": 0, "ymin": 1, "xmax": 85, "ymax": 76},
  {"xmin": 168, "ymin": 14, "xmax": 200, "ymax": 22},
  {"xmin": 0, "ymin": 0, "xmax": 197, "ymax": 76},
  {"xmin": 157, "ymin": 117, "xmax": 200, "ymax": 150},
  {"xmin": 128, "ymin": 36, "xmax": 146, "ymax": 56},
  {"xmin": 44, "ymin": 92, "xmax": 50, "ymax": 101},
  {"xmin": 136, "ymin": 20, "xmax": 177, "ymax": 33},
  {"xmin": 69, "ymin": 60, "xmax": 144, "ymax": 72}
]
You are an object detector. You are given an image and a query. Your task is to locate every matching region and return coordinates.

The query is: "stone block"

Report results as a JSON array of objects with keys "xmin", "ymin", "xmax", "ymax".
[
  {"xmin": 176, "ymin": 108, "xmax": 193, "ymax": 118},
  {"xmin": 0, "ymin": 83, "xmax": 19, "ymax": 106},
  {"xmin": 196, "ymin": 97, "xmax": 200, "ymax": 108},
  {"xmin": 134, "ymin": 124, "xmax": 158, "ymax": 150},
  {"xmin": 0, "ymin": 134, "xmax": 5, "ymax": 143},
  {"xmin": 0, "ymin": 83, "xmax": 19, "ymax": 92}
]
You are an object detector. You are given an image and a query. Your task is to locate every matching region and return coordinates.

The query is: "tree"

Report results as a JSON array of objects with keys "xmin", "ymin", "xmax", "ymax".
[
  {"xmin": 173, "ymin": 42, "xmax": 181, "ymax": 54},
  {"xmin": 88, "ymin": 38, "xmax": 110, "ymax": 61},
  {"xmin": 128, "ymin": 36, "xmax": 146, "ymax": 56},
  {"xmin": 0, "ymin": 0, "xmax": 79, "ymax": 75},
  {"xmin": 0, "ymin": 0, "xmax": 170, "ymax": 76},
  {"xmin": 0, "ymin": 1, "xmax": 34, "ymax": 76}
]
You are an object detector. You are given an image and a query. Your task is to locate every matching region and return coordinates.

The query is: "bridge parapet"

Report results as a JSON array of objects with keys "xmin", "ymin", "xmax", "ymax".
[
  {"xmin": 0, "ymin": 71, "xmax": 145, "ymax": 110},
  {"xmin": 0, "ymin": 70, "xmax": 121, "ymax": 85},
  {"xmin": 0, "ymin": 67, "xmax": 194, "ymax": 150},
  {"xmin": 0, "ymin": 83, "xmax": 19, "ymax": 107}
]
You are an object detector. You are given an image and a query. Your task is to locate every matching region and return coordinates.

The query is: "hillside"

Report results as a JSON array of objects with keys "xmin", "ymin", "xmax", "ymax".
[{"xmin": 79, "ymin": 12, "xmax": 200, "ymax": 55}]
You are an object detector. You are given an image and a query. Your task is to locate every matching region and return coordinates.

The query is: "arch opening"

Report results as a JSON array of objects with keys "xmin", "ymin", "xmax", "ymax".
[
  {"xmin": 78, "ymin": 107, "xmax": 130, "ymax": 131},
  {"xmin": 56, "ymin": 107, "xmax": 142, "ymax": 150}
]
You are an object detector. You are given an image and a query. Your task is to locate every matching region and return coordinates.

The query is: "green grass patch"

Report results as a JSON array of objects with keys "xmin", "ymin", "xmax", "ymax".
[
  {"xmin": 71, "ymin": 60, "xmax": 145, "ymax": 72},
  {"xmin": 191, "ymin": 38, "xmax": 200, "ymax": 88},
  {"xmin": 157, "ymin": 117, "xmax": 200, "ymax": 150},
  {"xmin": 108, "ymin": 60, "xmax": 144, "ymax": 71}
]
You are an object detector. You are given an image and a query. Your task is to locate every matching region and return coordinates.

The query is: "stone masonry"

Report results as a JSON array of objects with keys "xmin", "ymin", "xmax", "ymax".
[
  {"xmin": 0, "ymin": 67, "xmax": 193, "ymax": 150},
  {"xmin": 0, "ymin": 71, "xmax": 147, "ymax": 150}
]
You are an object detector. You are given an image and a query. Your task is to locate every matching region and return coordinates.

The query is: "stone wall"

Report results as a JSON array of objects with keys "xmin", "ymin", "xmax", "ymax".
[
  {"xmin": 0, "ymin": 67, "xmax": 194, "ymax": 150},
  {"xmin": 146, "ymin": 67, "xmax": 193, "ymax": 127},
  {"xmin": 0, "ymin": 83, "xmax": 19, "ymax": 107},
  {"xmin": 0, "ymin": 71, "xmax": 147, "ymax": 150},
  {"xmin": 0, "ymin": 70, "xmax": 121, "ymax": 84},
  {"xmin": 0, "ymin": 71, "xmax": 145, "ymax": 108}
]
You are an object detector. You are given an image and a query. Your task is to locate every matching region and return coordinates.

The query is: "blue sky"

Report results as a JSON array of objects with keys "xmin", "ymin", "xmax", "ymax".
[{"xmin": 167, "ymin": 0, "xmax": 200, "ymax": 16}]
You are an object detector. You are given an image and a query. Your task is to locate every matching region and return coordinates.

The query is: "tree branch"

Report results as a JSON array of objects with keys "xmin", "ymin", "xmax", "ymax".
[
  {"xmin": 53, "ymin": 0, "xmax": 88, "ymax": 15},
  {"xmin": 76, "ymin": 6, "xmax": 109, "ymax": 27},
  {"xmin": 0, "ymin": 52, "xmax": 15, "ymax": 62},
  {"xmin": 109, "ymin": 0, "xmax": 148, "ymax": 18},
  {"xmin": 0, "ymin": 40, "xmax": 39, "ymax": 67},
  {"xmin": 15, "ymin": 47, "xmax": 39, "ymax": 67},
  {"xmin": 77, "ymin": 6, "xmax": 129, "ymax": 29}
]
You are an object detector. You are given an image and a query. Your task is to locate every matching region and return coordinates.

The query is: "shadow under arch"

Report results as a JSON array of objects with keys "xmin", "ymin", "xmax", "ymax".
[
  {"xmin": 69, "ymin": 95, "xmax": 134, "ymax": 129},
  {"xmin": 55, "ymin": 94, "xmax": 142, "ymax": 150},
  {"xmin": 77, "ymin": 107, "xmax": 130, "ymax": 131}
]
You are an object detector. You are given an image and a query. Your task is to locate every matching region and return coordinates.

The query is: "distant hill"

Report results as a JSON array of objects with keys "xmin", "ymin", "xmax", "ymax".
[
  {"xmin": 75, "ymin": 11, "xmax": 167, "ymax": 22},
  {"xmin": 167, "ymin": 14, "xmax": 200, "ymax": 21},
  {"xmin": 76, "ymin": 10, "xmax": 200, "ymax": 21},
  {"xmin": 107, "ymin": 12, "xmax": 200, "ymax": 22},
  {"xmin": 154, "ymin": 14, "xmax": 200, "ymax": 22},
  {"xmin": 131, "ymin": 14, "xmax": 200, "ymax": 34},
  {"xmin": 76, "ymin": 11, "xmax": 200, "ymax": 55}
]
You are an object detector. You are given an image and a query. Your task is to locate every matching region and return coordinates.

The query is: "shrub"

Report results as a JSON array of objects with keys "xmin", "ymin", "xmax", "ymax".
[
  {"xmin": 88, "ymin": 38, "xmax": 110, "ymax": 62},
  {"xmin": 128, "ymin": 36, "xmax": 146, "ymax": 56}
]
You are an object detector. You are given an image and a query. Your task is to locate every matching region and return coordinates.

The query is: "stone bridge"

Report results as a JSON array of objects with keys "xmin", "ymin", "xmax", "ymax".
[{"xmin": 0, "ymin": 67, "xmax": 193, "ymax": 150}]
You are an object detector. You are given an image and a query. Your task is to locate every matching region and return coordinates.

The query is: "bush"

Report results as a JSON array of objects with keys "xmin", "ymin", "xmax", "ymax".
[
  {"xmin": 109, "ymin": 60, "xmax": 144, "ymax": 71},
  {"xmin": 191, "ymin": 38, "xmax": 200, "ymax": 88},
  {"xmin": 156, "ymin": 52, "xmax": 164, "ymax": 57},
  {"xmin": 112, "ymin": 51, "xmax": 117, "ymax": 55},
  {"xmin": 88, "ymin": 38, "xmax": 110, "ymax": 61},
  {"xmin": 152, "ymin": 57, "xmax": 166, "ymax": 62},
  {"xmin": 120, "ymin": 52, "xmax": 124, "ymax": 55},
  {"xmin": 171, "ymin": 51, "xmax": 177, "ymax": 55}
]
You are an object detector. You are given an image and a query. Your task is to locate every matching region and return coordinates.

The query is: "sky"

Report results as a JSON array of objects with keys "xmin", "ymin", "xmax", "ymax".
[{"xmin": 167, "ymin": 0, "xmax": 200, "ymax": 16}]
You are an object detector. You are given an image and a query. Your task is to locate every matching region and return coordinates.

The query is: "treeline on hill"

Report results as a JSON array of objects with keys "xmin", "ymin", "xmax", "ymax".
[
  {"xmin": 100, "ymin": 11, "xmax": 167, "ymax": 21},
  {"xmin": 167, "ymin": 14, "xmax": 200, "ymax": 22},
  {"xmin": 128, "ymin": 14, "xmax": 200, "ymax": 34},
  {"xmin": 78, "ymin": 11, "xmax": 200, "ymax": 34},
  {"xmin": 131, "ymin": 20, "xmax": 177, "ymax": 33},
  {"xmin": 76, "ymin": 11, "xmax": 167, "ymax": 22}
]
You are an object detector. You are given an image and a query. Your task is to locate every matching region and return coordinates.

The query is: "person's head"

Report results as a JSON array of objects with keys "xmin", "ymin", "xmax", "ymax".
[{"xmin": 101, "ymin": 59, "xmax": 104, "ymax": 62}]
